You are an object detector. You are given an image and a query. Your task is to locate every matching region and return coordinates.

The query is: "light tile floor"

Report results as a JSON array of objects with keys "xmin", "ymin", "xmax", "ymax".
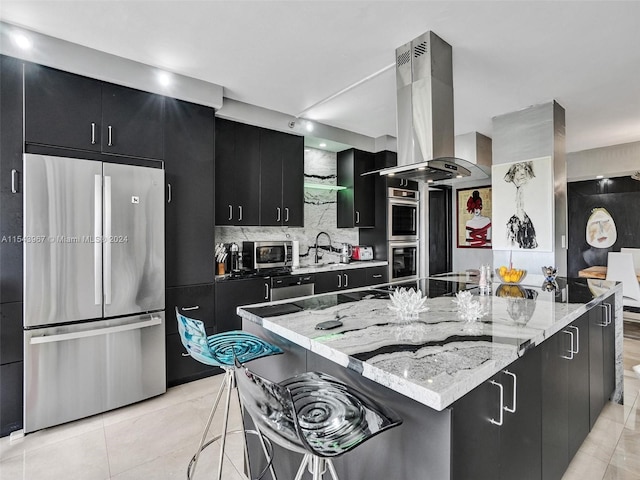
[{"xmin": 2, "ymin": 334, "xmax": 640, "ymax": 479}]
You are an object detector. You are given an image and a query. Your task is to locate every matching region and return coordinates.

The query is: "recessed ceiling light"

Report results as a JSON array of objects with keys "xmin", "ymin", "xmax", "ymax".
[
  {"xmin": 418, "ymin": 167, "xmax": 426, "ymax": 171},
  {"xmin": 456, "ymin": 175, "xmax": 463, "ymax": 178},
  {"xmin": 319, "ymin": 142, "xmax": 327, "ymax": 148},
  {"xmin": 157, "ymin": 71, "xmax": 172, "ymax": 87},
  {"xmin": 305, "ymin": 121, "xmax": 314, "ymax": 132},
  {"xmin": 427, "ymin": 179, "xmax": 434, "ymax": 183},
  {"xmin": 13, "ymin": 33, "xmax": 32, "ymax": 50},
  {"xmin": 596, "ymin": 175, "xmax": 604, "ymax": 179}
]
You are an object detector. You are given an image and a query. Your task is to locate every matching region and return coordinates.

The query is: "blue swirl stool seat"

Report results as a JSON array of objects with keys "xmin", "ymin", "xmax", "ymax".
[
  {"xmin": 234, "ymin": 358, "xmax": 403, "ymax": 480},
  {"xmin": 176, "ymin": 308, "xmax": 283, "ymax": 480}
]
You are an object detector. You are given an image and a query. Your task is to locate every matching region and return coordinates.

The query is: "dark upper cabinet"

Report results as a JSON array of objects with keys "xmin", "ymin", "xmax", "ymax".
[
  {"xmin": 216, "ymin": 119, "xmax": 303, "ymax": 227},
  {"xmin": 101, "ymin": 83, "xmax": 164, "ymax": 159},
  {"xmin": 337, "ymin": 149, "xmax": 375, "ymax": 228},
  {"xmin": 164, "ymin": 98, "xmax": 215, "ymax": 287},
  {"xmin": 0, "ymin": 55, "xmax": 24, "ymax": 304},
  {"xmin": 24, "ymin": 62, "xmax": 102, "ymax": 152},
  {"xmin": 260, "ymin": 129, "xmax": 304, "ymax": 227},
  {"xmin": 24, "ymin": 63, "xmax": 164, "ymax": 160},
  {"xmin": 215, "ymin": 118, "xmax": 260, "ymax": 226},
  {"xmin": 376, "ymin": 150, "xmax": 419, "ymax": 190}
]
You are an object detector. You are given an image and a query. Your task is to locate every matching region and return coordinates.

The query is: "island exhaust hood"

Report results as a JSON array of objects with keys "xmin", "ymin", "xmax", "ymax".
[{"xmin": 378, "ymin": 31, "xmax": 490, "ymax": 184}]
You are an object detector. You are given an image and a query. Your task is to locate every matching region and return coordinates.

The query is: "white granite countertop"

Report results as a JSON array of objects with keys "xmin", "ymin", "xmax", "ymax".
[
  {"xmin": 238, "ymin": 277, "xmax": 622, "ymax": 411},
  {"xmin": 293, "ymin": 260, "xmax": 388, "ymax": 274}
]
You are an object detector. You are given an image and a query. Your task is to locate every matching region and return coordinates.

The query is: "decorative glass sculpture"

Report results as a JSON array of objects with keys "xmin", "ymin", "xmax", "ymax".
[
  {"xmin": 387, "ymin": 287, "xmax": 429, "ymax": 321},
  {"xmin": 453, "ymin": 290, "xmax": 486, "ymax": 323}
]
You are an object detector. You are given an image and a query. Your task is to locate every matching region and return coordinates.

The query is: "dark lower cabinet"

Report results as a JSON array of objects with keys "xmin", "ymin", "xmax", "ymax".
[
  {"xmin": 589, "ymin": 294, "xmax": 616, "ymax": 428},
  {"xmin": 542, "ymin": 312, "xmax": 593, "ymax": 480},
  {"xmin": 567, "ymin": 314, "xmax": 591, "ymax": 459},
  {"xmin": 364, "ymin": 266, "xmax": 388, "ymax": 285},
  {"xmin": 215, "ymin": 278, "xmax": 271, "ymax": 333},
  {"xmin": 314, "ymin": 269, "xmax": 366, "ymax": 294},
  {"xmin": 165, "ymin": 284, "xmax": 217, "ymax": 387},
  {"xmin": 452, "ymin": 346, "xmax": 541, "ymax": 480},
  {"xmin": 0, "ymin": 301, "xmax": 23, "ymax": 436},
  {"xmin": 0, "ymin": 362, "xmax": 22, "ymax": 437},
  {"xmin": 541, "ymin": 327, "xmax": 571, "ymax": 480}
]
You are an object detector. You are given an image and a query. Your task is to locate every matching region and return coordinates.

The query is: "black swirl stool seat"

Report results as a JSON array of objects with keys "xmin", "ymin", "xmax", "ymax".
[
  {"xmin": 176, "ymin": 308, "xmax": 283, "ymax": 480},
  {"xmin": 234, "ymin": 358, "xmax": 403, "ymax": 480}
]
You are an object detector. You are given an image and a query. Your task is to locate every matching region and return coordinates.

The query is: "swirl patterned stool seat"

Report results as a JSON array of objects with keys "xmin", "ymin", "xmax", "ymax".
[
  {"xmin": 176, "ymin": 308, "xmax": 283, "ymax": 480},
  {"xmin": 234, "ymin": 358, "xmax": 403, "ymax": 480}
]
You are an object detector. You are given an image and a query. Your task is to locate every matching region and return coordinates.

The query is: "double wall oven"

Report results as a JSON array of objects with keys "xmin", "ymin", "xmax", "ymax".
[{"xmin": 388, "ymin": 187, "xmax": 419, "ymax": 281}]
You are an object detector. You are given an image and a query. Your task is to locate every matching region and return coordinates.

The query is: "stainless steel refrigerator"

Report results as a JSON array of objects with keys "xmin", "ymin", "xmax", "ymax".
[{"xmin": 22, "ymin": 153, "xmax": 166, "ymax": 433}]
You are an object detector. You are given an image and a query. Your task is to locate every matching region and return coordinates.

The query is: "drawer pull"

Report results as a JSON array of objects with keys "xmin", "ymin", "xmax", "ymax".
[{"xmin": 182, "ymin": 306, "xmax": 200, "ymax": 311}]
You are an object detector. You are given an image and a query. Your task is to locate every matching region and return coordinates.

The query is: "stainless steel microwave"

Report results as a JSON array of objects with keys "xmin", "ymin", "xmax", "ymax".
[{"xmin": 242, "ymin": 241, "xmax": 293, "ymax": 270}]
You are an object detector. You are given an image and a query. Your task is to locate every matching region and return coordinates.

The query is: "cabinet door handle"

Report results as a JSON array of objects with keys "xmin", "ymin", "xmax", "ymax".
[
  {"xmin": 355, "ymin": 211, "xmax": 360, "ymax": 224},
  {"xmin": 167, "ymin": 183, "xmax": 172, "ymax": 203},
  {"xmin": 566, "ymin": 325, "xmax": 579, "ymax": 354},
  {"xmin": 91, "ymin": 122, "xmax": 96, "ymax": 145},
  {"xmin": 337, "ymin": 274, "xmax": 342, "ymax": 288},
  {"xmin": 373, "ymin": 274, "xmax": 382, "ymax": 278},
  {"xmin": 11, "ymin": 169, "xmax": 19, "ymax": 194},
  {"xmin": 238, "ymin": 205, "xmax": 243, "ymax": 221},
  {"xmin": 228, "ymin": 205, "xmax": 233, "ymax": 221},
  {"xmin": 285, "ymin": 207, "xmax": 289, "ymax": 222},
  {"xmin": 276, "ymin": 207, "xmax": 281, "ymax": 222},
  {"xmin": 264, "ymin": 283, "xmax": 269, "ymax": 300},
  {"xmin": 182, "ymin": 306, "xmax": 200, "ymax": 311},
  {"xmin": 604, "ymin": 302, "xmax": 612, "ymax": 326},
  {"xmin": 489, "ymin": 380, "xmax": 504, "ymax": 426},
  {"xmin": 503, "ymin": 370, "xmax": 517, "ymax": 414},
  {"xmin": 598, "ymin": 304, "xmax": 608, "ymax": 327},
  {"xmin": 344, "ymin": 273, "xmax": 348, "ymax": 287},
  {"xmin": 107, "ymin": 125, "xmax": 113, "ymax": 146},
  {"xmin": 561, "ymin": 330, "xmax": 575, "ymax": 360}
]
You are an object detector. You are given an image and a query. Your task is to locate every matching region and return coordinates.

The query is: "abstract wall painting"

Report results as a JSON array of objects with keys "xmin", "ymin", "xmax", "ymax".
[
  {"xmin": 491, "ymin": 156, "xmax": 554, "ymax": 252},
  {"xmin": 456, "ymin": 186, "xmax": 492, "ymax": 248}
]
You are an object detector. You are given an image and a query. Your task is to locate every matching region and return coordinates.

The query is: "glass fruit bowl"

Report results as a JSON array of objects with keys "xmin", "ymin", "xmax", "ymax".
[{"xmin": 495, "ymin": 267, "xmax": 527, "ymax": 284}]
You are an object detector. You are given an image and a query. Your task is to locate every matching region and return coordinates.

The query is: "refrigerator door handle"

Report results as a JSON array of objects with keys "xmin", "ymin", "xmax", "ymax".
[
  {"xmin": 29, "ymin": 316, "xmax": 162, "ymax": 344},
  {"xmin": 94, "ymin": 174, "xmax": 103, "ymax": 305},
  {"xmin": 104, "ymin": 175, "xmax": 112, "ymax": 305}
]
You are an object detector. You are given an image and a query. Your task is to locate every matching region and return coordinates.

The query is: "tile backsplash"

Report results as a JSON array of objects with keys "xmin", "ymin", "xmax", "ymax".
[{"xmin": 215, "ymin": 147, "xmax": 358, "ymax": 265}]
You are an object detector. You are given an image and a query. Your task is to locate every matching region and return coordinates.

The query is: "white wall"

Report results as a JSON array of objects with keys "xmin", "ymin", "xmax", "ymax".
[{"xmin": 567, "ymin": 141, "xmax": 640, "ymax": 181}]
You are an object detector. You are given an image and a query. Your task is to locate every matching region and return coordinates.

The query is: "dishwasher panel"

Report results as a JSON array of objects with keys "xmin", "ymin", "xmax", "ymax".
[{"xmin": 24, "ymin": 312, "xmax": 166, "ymax": 433}]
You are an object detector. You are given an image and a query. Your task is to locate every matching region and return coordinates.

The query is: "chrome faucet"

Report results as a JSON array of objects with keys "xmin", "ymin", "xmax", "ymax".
[{"xmin": 314, "ymin": 231, "xmax": 332, "ymax": 263}]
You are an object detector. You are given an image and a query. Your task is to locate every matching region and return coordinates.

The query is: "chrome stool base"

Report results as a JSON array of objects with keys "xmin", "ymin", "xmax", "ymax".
[
  {"xmin": 187, "ymin": 429, "xmax": 274, "ymax": 480},
  {"xmin": 187, "ymin": 368, "xmax": 277, "ymax": 480},
  {"xmin": 294, "ymin": 454, "xmax": 339, "ymax": 480}
]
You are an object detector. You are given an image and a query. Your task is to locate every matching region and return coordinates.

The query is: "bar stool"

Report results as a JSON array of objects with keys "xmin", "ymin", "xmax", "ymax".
[
  {"xmin": 176, "ymin": 308, "xmax": 283, "ymax": 480},
  {"xmin": 234, "ymin": 358, "xmax": 403, "ymax": 480}
]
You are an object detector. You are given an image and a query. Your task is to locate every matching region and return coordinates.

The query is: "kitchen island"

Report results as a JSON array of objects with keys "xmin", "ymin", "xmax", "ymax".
[{"xmin": 238, "ymin": 277, "xmax": 623, "ymax": 480}]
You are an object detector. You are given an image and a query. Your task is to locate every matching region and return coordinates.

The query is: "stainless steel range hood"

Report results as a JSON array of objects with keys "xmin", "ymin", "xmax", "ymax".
[{"xmin": 378, "ymin": 31, "xmax": 489, "ymax": 184}]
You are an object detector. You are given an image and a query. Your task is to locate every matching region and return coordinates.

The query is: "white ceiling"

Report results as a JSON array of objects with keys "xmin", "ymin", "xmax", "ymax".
[{"xmin": 1, "ymin": 1, "xmax": 639, "ymax": 154}]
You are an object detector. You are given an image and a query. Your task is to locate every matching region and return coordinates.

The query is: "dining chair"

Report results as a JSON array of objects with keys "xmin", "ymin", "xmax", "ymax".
[
  {"xmin": 234, "ymin": 358, "xmax": 403, "ymax": 480},
  {"xmin": 605, "ymin": 252, "xmax": 640, "ymax": 307},
  {"xmin": 176, "ymin": 308, "xmax": 283, "ymax": 480}
]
